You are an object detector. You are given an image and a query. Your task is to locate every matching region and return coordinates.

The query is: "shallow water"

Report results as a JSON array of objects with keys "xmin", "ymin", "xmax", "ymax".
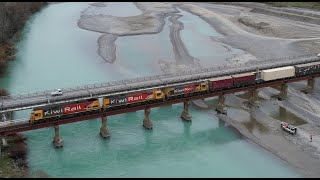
[{"xmin": 0, "ymin": 2, "xmax": 301, "ymax": 178}]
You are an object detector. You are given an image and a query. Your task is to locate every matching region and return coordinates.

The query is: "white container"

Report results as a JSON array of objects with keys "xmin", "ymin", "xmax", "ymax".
[{"xmin": 261, "ymin": 66, "xmax": 295, "ymax": 81}]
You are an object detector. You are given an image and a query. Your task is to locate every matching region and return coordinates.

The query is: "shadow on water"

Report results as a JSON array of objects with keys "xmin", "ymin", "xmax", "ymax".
[
  {"xmin": 242, "ymin": 113, "xmax": 269, "ymax": 134},
  {"xmin": 235, "ymin": 91, "xmax": 306, "ymax": 126},
  {"xmin": 261, "ymin": 100, "xmax": 307, "ymax": 126},
  {"xmin": 113, "ymin": 122, "xmax": 241, "ymax": 164}
]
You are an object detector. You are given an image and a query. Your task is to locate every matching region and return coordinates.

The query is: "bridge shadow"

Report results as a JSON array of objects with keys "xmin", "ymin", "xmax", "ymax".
[{"xmin": 110, "ymin": 122, "xmax": 241, "ymax": 164}]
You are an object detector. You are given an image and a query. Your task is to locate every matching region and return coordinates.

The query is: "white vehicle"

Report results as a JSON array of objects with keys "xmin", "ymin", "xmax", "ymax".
[
  {"xmin": 280, "ymin": 121, "xmax": 297, "ymax": 134},
  {"xmin": 51, "ymin": 89, "xmax": 63, "ymax": 96},
  {"xmin": 317, "ymin": 53, "xmax": 320, "ymax": 57}
]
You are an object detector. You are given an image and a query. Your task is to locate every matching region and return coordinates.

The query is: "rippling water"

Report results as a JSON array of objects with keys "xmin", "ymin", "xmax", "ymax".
[{"xmin": 0, "ymin": 2, "xmax": 301, "ymax": 178}]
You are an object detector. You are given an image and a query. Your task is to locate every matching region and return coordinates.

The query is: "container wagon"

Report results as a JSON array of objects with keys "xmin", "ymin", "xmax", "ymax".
[
  {"xmin": 208, "ymin": 75, "xmax": 233, "ymax": 91},
  {"xmin": 30, "ymin": 98, "xmax": 101, "ymax": 124},
  {"xmin": 261, "ymin": 66, "xmax": 295, "ymax": 81},
  {"xmin": 232, "ymin": 72, "xmax": 256, "ymax": 87},
  {"xmin": 163, "ymin": 81, "xmax": 208, "ymax": 99},
  {"xmin": 103, "ymin": 89, "xmax": 164, "ymax": 109},
  {"xmin": 294, "ymin": 61, "xmax": 320, "ymax": 77}
]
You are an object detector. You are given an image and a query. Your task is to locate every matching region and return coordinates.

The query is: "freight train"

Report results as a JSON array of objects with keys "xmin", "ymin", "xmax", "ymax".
[{"xmin": 29, "ymin": 61, "xmax": 320, "ymax": 124}]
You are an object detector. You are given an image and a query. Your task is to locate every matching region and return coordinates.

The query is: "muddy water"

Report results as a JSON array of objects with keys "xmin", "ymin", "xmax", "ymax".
[{"xmin": 0, "ymin": 2, "xmax": 301, "ymax": 178}]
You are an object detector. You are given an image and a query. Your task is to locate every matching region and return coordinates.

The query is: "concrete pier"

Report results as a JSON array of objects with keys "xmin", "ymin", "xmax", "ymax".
[
  {"xmin": 143, "ymin": 108, "xmax": 153, "ymax": 129},
  {"xmin": 218, "ymin": 118, "xmax": 225, "ymax": 128},
  {"xmin": 216, "ymin": 95, "xmax": 227, "ymax": 114},
  {"xmin": 278, "ymin": 83, "xmax": 288, "ymax": 100},
  {"xmin": 2, "ymin": 137, "xmax": 8, "ymax": 147},
  {"xmin": 307, "ymin": 78, "xmax": 315, "ymax": 93},
  {"xmin": 181, "ymin": 101, "xmax": 192, "ymax": 121},
  {"xmin": 249, "ymin": 89, "xmax": 259, "ymax": 105},
  {"xmin": 100, "ymin": 117, "xmax": 110, "ymax": 139},
  {"xmin": 53, "ymin": 125, "xmax": 63, "ymax": 148}
]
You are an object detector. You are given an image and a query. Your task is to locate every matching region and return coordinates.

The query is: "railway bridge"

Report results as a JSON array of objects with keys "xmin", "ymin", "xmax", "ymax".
[{"xmin": 0, "ymin": 54, "xmax": 320, "ymax": 148}]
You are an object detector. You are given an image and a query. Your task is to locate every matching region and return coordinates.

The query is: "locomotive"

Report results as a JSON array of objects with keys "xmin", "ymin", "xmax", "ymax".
[{"xmin": 29, "ymin": 61, "xmax": 320, "ymax": 124}]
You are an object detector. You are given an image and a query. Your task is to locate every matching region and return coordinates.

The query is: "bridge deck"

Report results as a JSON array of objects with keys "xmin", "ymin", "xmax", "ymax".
[
  {"xmin": 0, "ymin": 73, "xmax": 318, "ymax": 135},
  {"xmin": 0, "ymin": 54, "xmax": 319, "ymax": 113}
]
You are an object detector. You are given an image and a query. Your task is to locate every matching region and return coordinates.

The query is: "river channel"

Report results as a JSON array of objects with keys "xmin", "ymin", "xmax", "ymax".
[{"xmin": 0, "ymin": 2, "xmax": 301, "ymax": 178}]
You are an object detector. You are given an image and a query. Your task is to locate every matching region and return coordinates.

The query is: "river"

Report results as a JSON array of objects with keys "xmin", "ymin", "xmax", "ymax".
[{"xmin": 0, "ymin": 2, "xmax": 301, "ymax": 178}]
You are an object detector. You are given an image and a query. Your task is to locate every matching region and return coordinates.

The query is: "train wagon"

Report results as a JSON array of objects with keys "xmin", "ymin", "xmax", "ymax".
[
  {"xmin": 163, "ymin": 81, "xmax": 208, "ymax": 98},
  {"xmin": 208, "ymin": 75, "xmax": 233, "ymax": 91},
  {"xmin": 232, "ymin": 72, "xmax": 256, "ymax": 87},
  {"xmin": 261, "ymin": 66, "xmax": 295, "ymax": 81},
  {"xmin": 103, "ymin": 89, "xmax": 164, "ymax": 108},
  {"xmin": 294, "ymin": 61, "xmax": 320, "ymax": 77},
  {"xmin": 30, "ymin": 98, "xmax": 101, "ymax": 124}
]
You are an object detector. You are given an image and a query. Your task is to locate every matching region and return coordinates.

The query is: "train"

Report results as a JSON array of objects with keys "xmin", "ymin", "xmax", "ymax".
[{"xmin": 29, "ymin": 61, "xmax": 320, "ymax": 124}]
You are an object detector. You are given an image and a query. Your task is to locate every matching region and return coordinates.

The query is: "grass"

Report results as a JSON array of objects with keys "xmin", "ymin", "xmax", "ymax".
[
  {"xmin": 0, "ymin": 151, "xmax": 25, "ymax": 178},
  {"xmin": 263, "ymin": 2, "xmax": 320, "ymax": 11}
]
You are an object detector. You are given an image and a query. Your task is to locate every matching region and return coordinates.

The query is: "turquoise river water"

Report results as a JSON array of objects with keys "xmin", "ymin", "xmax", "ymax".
[{"xmin": 0, "ymin": 2, "xmax": 301, "ymax": 178}]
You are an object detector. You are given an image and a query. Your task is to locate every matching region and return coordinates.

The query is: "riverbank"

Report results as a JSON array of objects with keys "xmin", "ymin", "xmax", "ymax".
[
  {"xmin": 0, "ymin": 134, "xmax": 28, "ymax": 178},
  {"xmin": 207, "ymin": 86, "xmax": 320, "ymax": 178},
  {"xmin": 0, "ymin": 89, "xmax": 28, "ymax": 178},
  {"xmin": 262, "ymin": 2, "xmax": 320, "ymax": 11},
  {"xmin": 0, "ymin": 2, "xmax": 47, "ymax": 178},
  {"xmin": 0, "ymin": 2, "xmax": 47, "ymax": 74},
  {"xmin": 0, "ymin": 2, "xmax": 47, "ymax": 75}
]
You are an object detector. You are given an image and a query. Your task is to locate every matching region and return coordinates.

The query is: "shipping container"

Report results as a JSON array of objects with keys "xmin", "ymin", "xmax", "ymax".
[
  {"xmin": 294, "ymin": 61, "xmax": 320, "ymax": 77},
  {"xmin": 232, "ymin": 72, "xmax": 256, "ymax": 87},
  {"xmin": 209, "ymin": 75, "xmax": 233, "ymax": 90},
  {"xmin": 261, "ymin": 66, "xmax": 295, "ymax": 81}
]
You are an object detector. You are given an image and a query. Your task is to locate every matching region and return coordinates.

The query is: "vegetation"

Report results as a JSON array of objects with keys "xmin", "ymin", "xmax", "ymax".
[
  {"xmin": 0, "ymin": 88, "xmax": 8, "ymax": 96},
  {"xmin": 0, "ymin": 135, "xmax": 28, "ymax": 178},
  {"xmin": 0, "ymin": 2, "xmax": 47, "ymax": 44},
  {"xmin": 0, "ymin": 2, "xmax": 46, "ymax": 75},
  {"xmin": 0, "ymin": 3, "xmax": 46, "ymax": 178},
  {"xmin": 263, "ymin": 2, "xmax": 320, "ymax": 10},
  {"xmin": 0, "ymin": 153, "xmax": 25, "ymax": 178}
]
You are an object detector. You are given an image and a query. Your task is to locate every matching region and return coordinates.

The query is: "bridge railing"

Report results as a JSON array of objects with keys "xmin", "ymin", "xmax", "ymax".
[
  {"xmin": 0, "ymin": 54, "xmax": 318, "ymax": 102},
  {"xmin": 0, "ymin": 118, "xmax": 29, "ymax": 127}
]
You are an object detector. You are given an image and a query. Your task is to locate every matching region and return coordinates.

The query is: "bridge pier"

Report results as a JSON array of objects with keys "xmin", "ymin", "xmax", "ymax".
[
  {"xmin": 2, "ymin": 137, "xmax": 8, "ymax": 147},
  {"xmin": 216, "ymin": 95, "xmax": 227, "ymax": 114},
  {"xmin": 218, "ymin": 118, "xmax": 225, "ymax": 128},
  {"xmin": 53, "ymin": 125, "xmax": 63, "ymax": 148},
  {"xmin": 306, "ymin": 78, "xmax": 315, "ymax": 93},
  {"xmin": 278, "ymin": 83, "xmax": 288, "ymax": 101},
  {"xmin": 143, "ymin": 108, "xmax": 153, "ymax": 130},
  {"xmin": 100, "ymin": 117, "xmax": 110, "ymax": 139},
  {"xmin": 181, "ymin": 101, "xmax": 192, "ymax": 121},
  {"xmin": 249, "ymin": 89, "xmax": 259, "ymax": 105}
]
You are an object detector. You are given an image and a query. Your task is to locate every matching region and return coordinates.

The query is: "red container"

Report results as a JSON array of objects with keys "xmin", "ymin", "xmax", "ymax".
[
  {"xmin": 233, "ymin": 72, "xmax": 256, "ymax": 87},
  {"xmin": 209, "ymin": 76, "xmax": 233, "ymax": 90}
]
